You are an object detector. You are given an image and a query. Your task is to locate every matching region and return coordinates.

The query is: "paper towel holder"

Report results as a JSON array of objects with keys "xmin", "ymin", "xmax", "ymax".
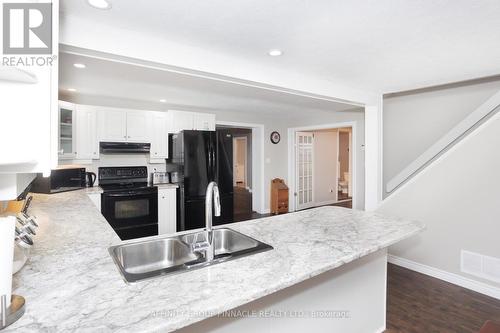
[{"xmin": 0, "ymin": 294, "xmax": 25, "ymax": 330}]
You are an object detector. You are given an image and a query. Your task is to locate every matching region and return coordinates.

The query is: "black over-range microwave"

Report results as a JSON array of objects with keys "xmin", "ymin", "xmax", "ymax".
[{"xmin": 31, "ymin": 168, "xmax": 86, "ymax": 194}]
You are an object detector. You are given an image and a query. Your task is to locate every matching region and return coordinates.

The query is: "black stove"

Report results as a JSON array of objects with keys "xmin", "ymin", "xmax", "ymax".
[
  {"xmin": 99, "ymin": 182, "xmax": 150, "ymax": 192},
  {"xmin": 99, "ymin": 166, "xmax": 158, "ymax": 240},
  {"xmin": 99, "ymin": 166, "xmax": 149, "ymax": 190}
]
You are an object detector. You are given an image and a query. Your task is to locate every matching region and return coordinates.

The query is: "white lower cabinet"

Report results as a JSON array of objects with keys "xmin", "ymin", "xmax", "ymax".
[{"xmin": 158, "ymin": 188, "xmax": 177, "ymax": 235}]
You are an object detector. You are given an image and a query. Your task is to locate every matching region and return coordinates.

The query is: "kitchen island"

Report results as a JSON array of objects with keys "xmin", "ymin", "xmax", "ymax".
[{"xmin": 6, "ymin": 190, "xmax": 423, "ymax": 332}]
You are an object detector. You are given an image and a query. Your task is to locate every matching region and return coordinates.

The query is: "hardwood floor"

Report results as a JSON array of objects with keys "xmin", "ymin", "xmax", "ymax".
[
  {"xmin": 330, "ymin": 200, "xmax": 352, "ymax": 209},
  {"xmin": 386, "ymin": 263, "xmax": 500, "ymax": 333},
  {"xmin": 338, "ymin": 191, "xmax": 351, "ymax": 201},
  {"xmin": 233, "ymin": 186, "xmax": 271, "ymax": 222}
]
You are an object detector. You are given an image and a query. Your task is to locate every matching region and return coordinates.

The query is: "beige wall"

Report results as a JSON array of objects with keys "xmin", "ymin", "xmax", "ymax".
[
  {"xmin": 383, "ymin": 79, "xmax": 500, "ymax": 198},
  {"xmin": 378, "ymin": 112, "xmax": 500, "ymax": 290},
  {"xmin": 312, "ymin": 130, "xmax": 338, "ymax": 204}
]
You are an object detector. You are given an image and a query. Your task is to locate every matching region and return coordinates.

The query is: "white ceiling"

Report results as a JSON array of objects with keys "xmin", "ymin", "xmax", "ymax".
[
  {"xmin": 60, "ymin": 0, "xmax": 500, "ymax": 93},
  {"xmin": 59, "ymin": 52, "xmax": 357, "ymax": 116}
]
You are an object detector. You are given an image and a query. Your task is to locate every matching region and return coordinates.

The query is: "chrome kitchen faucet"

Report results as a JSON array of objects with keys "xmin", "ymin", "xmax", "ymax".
[
  {"xmin": 204, "ymin": 181, "xmax": 221, "ymax": 261},
  {"xmin": 190, "ymin": 181, "xmax": 221, "ymax": 262}
]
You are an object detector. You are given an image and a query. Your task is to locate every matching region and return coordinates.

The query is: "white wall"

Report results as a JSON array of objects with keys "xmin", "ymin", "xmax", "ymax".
[
  {"xmin": 378, "ymin": 111, "xmax": 500, "ymax": 290},
  {"xmin": 383, "ymin": 79, "xmax": 500, "ymax": 197},
  {"xmin": 313, "ymin": 130, "xmax": 338, "ymax": 204}
]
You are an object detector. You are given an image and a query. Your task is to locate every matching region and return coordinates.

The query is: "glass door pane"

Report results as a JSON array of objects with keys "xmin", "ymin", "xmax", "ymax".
[{"xmin": 60, "ymin": 108, "xmax": 73, "ymax": 155}]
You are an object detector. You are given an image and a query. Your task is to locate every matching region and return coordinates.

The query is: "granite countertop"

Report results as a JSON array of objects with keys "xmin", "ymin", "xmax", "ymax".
[{"xmin": 7, "ymin": 190, "xmax": 424, "ymax": 332}]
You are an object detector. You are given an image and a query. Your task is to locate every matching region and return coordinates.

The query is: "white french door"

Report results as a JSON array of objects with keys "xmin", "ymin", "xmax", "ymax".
[{"xmin": 295, "ymin": 132, "xmax": 314, "ymax": 210}]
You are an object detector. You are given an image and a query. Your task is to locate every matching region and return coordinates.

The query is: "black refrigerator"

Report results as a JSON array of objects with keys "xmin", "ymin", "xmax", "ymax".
[{"xmin": 167, "ymin": 130, "xmax": 234, "ymax": 231}]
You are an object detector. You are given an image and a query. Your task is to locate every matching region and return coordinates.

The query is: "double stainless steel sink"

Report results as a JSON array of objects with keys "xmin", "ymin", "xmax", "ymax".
[{"xmin": 109, "ymin": 228, "xmax": 273, "ymax": 283}]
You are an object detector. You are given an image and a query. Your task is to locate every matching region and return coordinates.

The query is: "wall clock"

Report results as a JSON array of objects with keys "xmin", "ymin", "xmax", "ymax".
[{"xmin": 270, "ymin": 131, "xmax": 281, "ymax": 144}]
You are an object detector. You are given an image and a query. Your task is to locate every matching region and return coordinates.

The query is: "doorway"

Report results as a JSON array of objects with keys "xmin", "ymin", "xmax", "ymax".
[
  {"xmin": 295, "ymin": 132, "xmax": 315, "ymax": 210},
  {"xmin": 288, "ymin": 122, "xmax": 357, "ymax": 211},
  {"xmin": 216, "ymin": 124, "xmax": 260, "ymax": 222},
  {"xmin": 233, "ymin": 137, "xmax": 248, "ymax": 188},
  {"xmin": 338, "ymin": 129, "xmax": 352, "ymax": 201}
]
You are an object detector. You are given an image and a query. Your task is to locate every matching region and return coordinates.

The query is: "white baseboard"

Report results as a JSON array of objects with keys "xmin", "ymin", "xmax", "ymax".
[
  {"xmin": 374, "ymin": 325, "xmax": 386, "ymax": 333},
  {"xmin": 388, "ymin": 255, "xmax": 500, "ymax": 300}
]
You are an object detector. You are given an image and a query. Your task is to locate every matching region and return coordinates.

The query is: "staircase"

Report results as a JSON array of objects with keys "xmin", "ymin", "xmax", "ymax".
[
  {"xmin": 385, "ymin": 89, "xmax": 500, "ymax": 195},
  {"xmin": 377, "ymin": 88, "xmax": 500, "ymax": 300}
]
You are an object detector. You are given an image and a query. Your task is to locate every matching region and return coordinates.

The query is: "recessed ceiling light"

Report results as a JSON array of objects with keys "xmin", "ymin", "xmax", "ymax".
[
  {"xmin": 73, "ymin": 63, "xmax": 86, "ymax": 69},
  {"xmin": 159, "ymin": 99, "xmax": 167, "ymax": 103},
  {"xmin": 268, "ymin": 49, "xmax": 283, "ymax": 57},
  {"xmin": 67, "ymin": 88, "xmax": 77, "ymax": 92},
  {"xmin": 87, "ymin": 0, "xmax": 111, "ymax": 10}
]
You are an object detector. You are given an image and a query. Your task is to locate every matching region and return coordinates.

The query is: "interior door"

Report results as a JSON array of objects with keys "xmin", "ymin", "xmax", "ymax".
[{"xmin": 295, "ymin": 132, "xmax": 314, "ymax": 210}]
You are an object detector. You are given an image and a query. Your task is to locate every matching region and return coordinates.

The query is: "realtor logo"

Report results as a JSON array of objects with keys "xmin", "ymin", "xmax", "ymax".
[{"xmin": 2, "ymin": 3, "xmax": 52, "ymax": 54}]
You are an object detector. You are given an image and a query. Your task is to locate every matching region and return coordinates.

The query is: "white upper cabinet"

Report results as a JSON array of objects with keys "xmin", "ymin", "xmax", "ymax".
[
  {"xmin": 126, "ymin": 111, "xmax": 150, "ymax": 142},
  {"xmin": 168, "ymin": 110, "xmax": 216, "ymax": 132},
  {"xmin": 194, "ymin": 113, "xmax": 216, "ymax": 131},
  {"xmin": 58, "ymin": 101, "xmax": 78, "ymax": 160},
  {"xmin": 99, "ymin": 109, "xmax": 150, "ymax": 142},
  {"xmin": 99, "ymin": 110, "xmax": 127, "ymax": 142},
  {"xmin": 169, "ymin": 110, "xmax": 195, "ymax": 132},
  {"xmin": 58, "ymin": 102, "xmax": 98, "ymax": 163},
  {"xmin": 150, "ymin": 112, "xmax": 169, "ymax": 161},
  {"xmin": 75, "ymin": 105, "xmax": 98, "ymax": 160}
]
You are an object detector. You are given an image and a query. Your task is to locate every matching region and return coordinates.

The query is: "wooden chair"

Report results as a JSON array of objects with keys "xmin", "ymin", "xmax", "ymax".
[
  {"xmin": 479, "ymin": 321, "xmax": 500, "ymax": 333},
  {"xmin": 270, "ymin": 178, "xmax": 289, "ymax": 215}
]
